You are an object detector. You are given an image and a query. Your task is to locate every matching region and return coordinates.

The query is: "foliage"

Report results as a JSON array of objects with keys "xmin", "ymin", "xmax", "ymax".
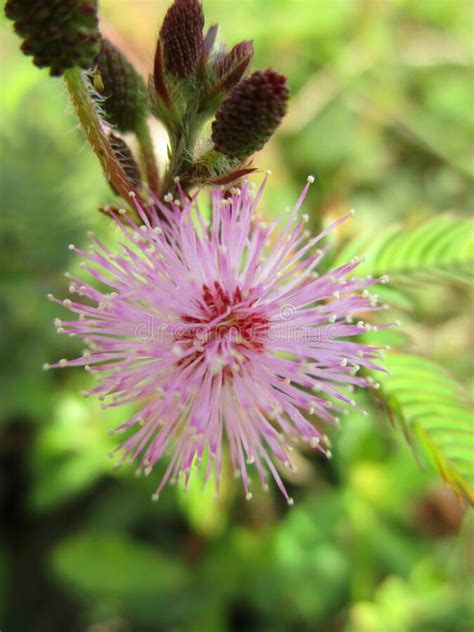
[
  {"xmin": 378, "ymin": 354, "xmax": 473, "ymax": 504},
  {"xmin": 336, "ymin": 215, "xmax": 474, "ymax": 284}
]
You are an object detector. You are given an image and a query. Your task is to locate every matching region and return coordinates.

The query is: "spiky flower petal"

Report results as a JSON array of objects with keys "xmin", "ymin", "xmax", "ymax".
[{"xmin": 48, "ymin": 178, "xmax": 389, "ymax": 501}]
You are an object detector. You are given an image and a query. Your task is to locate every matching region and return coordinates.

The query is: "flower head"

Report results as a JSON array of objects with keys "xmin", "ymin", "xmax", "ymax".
[{"xmin": 46, "ymin": 177, "xmax": 389, "ymax": 502}]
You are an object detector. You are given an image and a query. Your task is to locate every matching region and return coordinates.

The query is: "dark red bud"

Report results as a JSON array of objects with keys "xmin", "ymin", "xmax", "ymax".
[
  {"xmin": 211, "ymin": 69, "xmax": 289, "ymax": 160},
  {"xmin": 5, "ymin": 0, "xmax": 100, "ymax": 76},
  {"xmin": 159, "ymin": 0, "xmax": 204, "ymax": 78}
]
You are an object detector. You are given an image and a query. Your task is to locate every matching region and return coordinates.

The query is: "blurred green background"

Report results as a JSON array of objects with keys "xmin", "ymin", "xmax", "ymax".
[{"xmin": 1, "ymin": 1, "xmax": 473, "ymax": 631}]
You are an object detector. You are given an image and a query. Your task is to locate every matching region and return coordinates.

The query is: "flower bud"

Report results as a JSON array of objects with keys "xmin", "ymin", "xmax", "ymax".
[
  {"xmin": 159, "ymin": 0, "xmax": 204, "ymax": 78},
  {"xmin": 94, "ymin": 39, "xmax": 147, "ymax": 133},
  {"xmin": 211, "ymin": 70, "xmax": 289, "ymax": 160},
  {"xmin": 5, "ymin": 0, "xmax": 100, "ymax": 76},
  {"xmin": 213, "ymin": 41, "xmax": 253, "ymax": 93}
]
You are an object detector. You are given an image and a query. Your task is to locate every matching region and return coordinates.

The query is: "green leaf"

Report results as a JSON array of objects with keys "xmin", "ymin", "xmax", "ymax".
[
  {"xmin": 378, "ymin": 353, "xmax": 474, "ymax": 504},
  {"xmin": 50, "ymin": 532, "xmax": 188, "ymax": 624},
  {"xmin": 336, "ymin": 215, "xmax": 474, "ymax": 284}
]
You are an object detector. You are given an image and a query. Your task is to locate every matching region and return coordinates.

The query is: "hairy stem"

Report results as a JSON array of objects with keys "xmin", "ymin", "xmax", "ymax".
[
  {"xmin": 162, "ymin": 116, "xmax": 200, "ymax": 194},
  {"xmin": 64, "ymin": 67, "xmax": 142, "ymax": 208},
  {"xmin": 136, "ymin": 119, "xmax": 160, "ymax": 196}
]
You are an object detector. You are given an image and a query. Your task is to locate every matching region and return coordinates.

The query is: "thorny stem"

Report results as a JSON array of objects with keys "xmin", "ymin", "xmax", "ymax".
[
  {"xmin": 136, "ymin": 118, "xmax": 160, "ymax": 196},
  {"xmin": 64, "ymin": 67, "xmax": 143, "ymax": 209}
]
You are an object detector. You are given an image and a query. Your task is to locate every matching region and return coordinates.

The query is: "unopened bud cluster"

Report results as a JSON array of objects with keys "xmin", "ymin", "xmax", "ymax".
[
  {"xmin": 152, "ymin": 0, "xmax": 289, "ymax": 190},
  {"xmin": 5, "ymin": 0, "xmax": 100, "ymax": 76},
  {"xmin": 6, "ymin": 0, "xmax": 290, "ymax": 200}
]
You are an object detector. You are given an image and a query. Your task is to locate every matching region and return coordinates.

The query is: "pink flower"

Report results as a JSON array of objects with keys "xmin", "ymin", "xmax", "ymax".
[{"xmin": 45, "ymin": 176, "xmax": 389, "ymax": 502}]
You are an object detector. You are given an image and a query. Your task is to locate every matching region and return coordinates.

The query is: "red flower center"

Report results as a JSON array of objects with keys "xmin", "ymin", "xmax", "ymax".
[{"xmin": 179, "ymin": 282, "xmax": 269, "ymax": 366}]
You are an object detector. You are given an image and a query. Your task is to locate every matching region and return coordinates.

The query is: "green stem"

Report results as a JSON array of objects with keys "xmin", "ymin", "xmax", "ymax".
[
  {"xmin": 136, "ymin": 119, "xmax": 160, "ymax": 196},
  {"xmin": 162, "ymin": 120, "xmax": 198, "ymax": 195},
  {"xmin": 64, "ymin": 67, "xmax": 143, "ymax": 209}
]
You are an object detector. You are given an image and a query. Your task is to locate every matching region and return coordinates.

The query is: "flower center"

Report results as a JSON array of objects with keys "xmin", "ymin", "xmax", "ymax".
[{"xmin": 178, "ymin": 282, "xmax": 269, "ymax": 370}]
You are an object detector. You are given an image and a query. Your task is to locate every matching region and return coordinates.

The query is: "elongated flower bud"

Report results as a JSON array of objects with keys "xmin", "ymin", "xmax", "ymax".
[
  {"xmin": 108, "ymin": 133, "xmax": 142, "ymax": 192},
  {"xmin": 213, "ymin": 41, "xmax": 253, "ymax": 92},
  {"xmin": 159, "ymin": 0, "xmax": 204, "ymax": 78},
  {"xmin": 94, "ymin": 39, "xmax": 147, "ymax": 133},
  {"xmin": 5, "ymin": 0, "xmax": 100, "ymax": 76},
  {"xmin": 211, "ymin": 69, "xmax": 289, "ymax": 160}
]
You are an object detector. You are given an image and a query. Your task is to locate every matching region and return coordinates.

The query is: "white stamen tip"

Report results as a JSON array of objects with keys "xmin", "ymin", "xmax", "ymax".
[
  {"xmin": 307, "ymin": 175, "xmax": 315, "ymax": 184},
  {"xmin": 349, "ymin": 208, "xmax": 356, "ymax": 216},
  {"xmin": 42, "ymin": 363, "xmax": 50, "ymax": 371},
  {"xmin": 129, "ymin": 191, "xmax": 136, "ymax": 197},
  {"xmin": 59, "ymin": 358, "xmax": 67, "ymax": 367},
  {"xmin": 287, "ymin": 497, "xmax": 294, "ymax": 506},
  {"xmin": 172, "ymin": 344, "xmax": 183, "ymax": 357},
  {"xmin": 266, "ymin": 169, "xmax": 272, "ymax": 176},
  {"xmin": 245, "ymin": 491, "xmax": 253, "ymax": 501},
  {"xmin": 68, "ymin": 244, "xmax": 75, "ymax": 251}
]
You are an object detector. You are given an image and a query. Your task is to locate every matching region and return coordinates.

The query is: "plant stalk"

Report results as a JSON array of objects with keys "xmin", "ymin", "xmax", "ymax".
[
  {"xmin": 64, "ymin": 67, "xmax": 143, "ymax": 209},
  {"xmin": 136, "ymin": 119, "xmax": 160, "ymax": 196}
]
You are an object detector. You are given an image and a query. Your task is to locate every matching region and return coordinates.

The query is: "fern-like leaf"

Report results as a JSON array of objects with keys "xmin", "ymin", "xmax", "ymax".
[
  {"xmin": 336, "ymin": 215, "xmax": 474, "ymax": 284},
  {"xmin": 377, "ymin": 353, "xmax": 474, "ymax": 504}
]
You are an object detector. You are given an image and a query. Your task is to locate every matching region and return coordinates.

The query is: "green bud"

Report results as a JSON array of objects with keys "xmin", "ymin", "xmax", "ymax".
[{"xmin": 93, "ymin": 39, "xmax": 147, "ymax": 134}]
